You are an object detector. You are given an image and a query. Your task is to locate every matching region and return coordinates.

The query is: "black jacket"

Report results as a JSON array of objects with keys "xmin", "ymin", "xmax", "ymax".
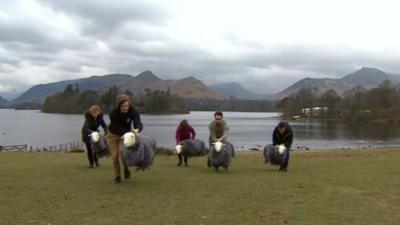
[
  {"xmin": 272, "ymin": 122, "xmax": 293, "ymax": 149},
  {"xmin": 81, "ymin": 111, "xmax": 107, "ymax": 143},
  {"xmin": 108, "ymin": 106, "xmax": 143, "ymax": 136}
]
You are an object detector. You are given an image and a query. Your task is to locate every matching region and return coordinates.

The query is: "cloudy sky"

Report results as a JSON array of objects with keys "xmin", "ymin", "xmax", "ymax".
[{"xmin": 1, "ymin": 0, "xmax": 400, "ymax": 97}]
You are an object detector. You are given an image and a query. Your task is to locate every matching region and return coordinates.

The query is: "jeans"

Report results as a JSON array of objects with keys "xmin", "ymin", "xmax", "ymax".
[
  {"xmin": 85, "ymin": 140, "xmax": 98, "ymax": 166},
  {"xmin": 281, "ymin": 147, "xmax": 290, "ymax": 169}
]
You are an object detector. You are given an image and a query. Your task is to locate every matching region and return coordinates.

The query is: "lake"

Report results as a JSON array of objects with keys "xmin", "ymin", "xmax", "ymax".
[{"xmin": 1, "ymin": 109, "xmax": 400, "ymax": 150}]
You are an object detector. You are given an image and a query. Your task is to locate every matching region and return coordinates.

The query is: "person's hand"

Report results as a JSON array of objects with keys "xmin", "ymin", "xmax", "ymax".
[
  {"xmin": 133, "ymin": 129, "xmax": 140, "ymax": 134},
  {"xmin": 216, "ymin": 138, "xmax": 222, "ymax": 142}
]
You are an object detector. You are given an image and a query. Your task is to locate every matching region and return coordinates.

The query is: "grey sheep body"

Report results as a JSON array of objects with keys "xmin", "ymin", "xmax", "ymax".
[
  {"xmin": 122, "ymin": 136, "xmax": 156, "ymax": 171},
  {"xmin": 89, "ymin": 134, "xmax": 110, "ymax": 158},
  {"xmin": 180, "ymin": 139, "xmax": 206, "ymax": 157},
  {"xmin": 263, "ymin": 144, "xmax": 284, "ymax": 166},
  {"xmin": 208, "ymin": 141, "xmax": 235, "ymax": 170}
]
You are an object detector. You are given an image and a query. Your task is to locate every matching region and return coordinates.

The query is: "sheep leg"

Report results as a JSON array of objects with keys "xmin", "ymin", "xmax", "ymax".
[{"xmin": 184, "ymin": 156, "xmax": 188, "ymax": 167}]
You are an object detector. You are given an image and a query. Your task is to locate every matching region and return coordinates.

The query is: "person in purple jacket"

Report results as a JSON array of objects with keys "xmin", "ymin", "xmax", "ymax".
[{"xmin": 175, "ymin": 119, "xmax": 196, "ymax": 166}]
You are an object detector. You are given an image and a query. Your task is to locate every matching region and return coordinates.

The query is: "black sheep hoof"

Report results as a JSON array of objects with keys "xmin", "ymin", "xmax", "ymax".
[{"xmin": 177, "ymin": 163, "xmax": 182, "ymax": 167}]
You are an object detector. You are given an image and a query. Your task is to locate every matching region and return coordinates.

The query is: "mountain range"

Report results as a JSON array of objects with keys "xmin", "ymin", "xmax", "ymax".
[
  {"xmin": 271, "ymin": 67, "xmax": 400, "ymax": 100},
  {"xmin": 0, "ymin": 96, "xmax": 8, "ymax": 108},
  {"xmin": 9, "ymin": 71, "xmax": 227, "ymax": 105},
  {"xmin": 209, "ymin": 82, "xmax": 272, "ymax": 100},
  {"xmin": 1, "ymin": 67, "xmax": 398, "ymax": 106}
]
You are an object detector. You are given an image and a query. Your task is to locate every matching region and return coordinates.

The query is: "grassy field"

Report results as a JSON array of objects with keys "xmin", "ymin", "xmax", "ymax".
[{"xmin": 1, "ymin": 150, "xmax": 400, "ymax": 225}]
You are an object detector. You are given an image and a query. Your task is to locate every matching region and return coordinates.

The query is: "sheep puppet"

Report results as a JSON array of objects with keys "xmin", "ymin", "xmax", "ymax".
[
  {"xmin": 208, "ymin": 141, "xmax": 235, "ymax": 171},
  {"xmin": 88, "ymin": 131, "xmax": 110, "ymax": 158},
  {"xmin": 263, "ymin": 144, "xmax": 287, "ymax": 166},
  {"xmin": 175, "ymin": 139, "xmax": 206, "ymax": 166},
  {"xmin": 122, "ymin": 132, "xmax": 156, "ymax": 171}
]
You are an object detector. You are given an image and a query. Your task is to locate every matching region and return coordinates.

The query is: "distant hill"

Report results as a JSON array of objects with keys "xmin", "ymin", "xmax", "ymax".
[
  {"xmin": 0, "ymin": 96, "xmax": 9, "ymax": 107},
  {"xmin": 11, "ymin": 71, "xmax": 225, "ymax": 104},
  {"xmin": 210, "ymin": 82, "xmax": 271, "ymax": 100},
  {"xmin": 272, "ymin": 67, "xmax": 400, "ymax": 100}
]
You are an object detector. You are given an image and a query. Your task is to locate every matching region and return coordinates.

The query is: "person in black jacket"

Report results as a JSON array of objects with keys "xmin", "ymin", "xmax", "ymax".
[
  {"xmin": 107, "ymin": 94, "xmax": 143, "ymax": 183},
  {"xmin": 272, "ymin": 121, "xmax": 293, "ymax": 172},
  {"xmin": 81, "ymin": 105, "xmax": 107, "ymax": 168}
]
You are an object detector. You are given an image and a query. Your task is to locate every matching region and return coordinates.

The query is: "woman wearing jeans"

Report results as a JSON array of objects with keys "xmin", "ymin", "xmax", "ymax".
[{"xmin": 107, "ymin": 94, "xmax": 143, "ymax": 183}]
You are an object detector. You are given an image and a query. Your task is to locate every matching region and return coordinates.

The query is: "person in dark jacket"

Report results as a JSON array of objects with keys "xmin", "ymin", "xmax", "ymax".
[
  {"xmin": 107, "ymin": 94, "xmax": 143, "ymax": 184},
  {"xmin": 81, "ymin": 105, "xmax": 107, "ymax": 168},
  {"xmin": 272, "ymin": 121, "xmax": 294, "ymax": 172},
  {"xmin": 175, "ymin": 119, "xmax": 196, "ymax": 166}
]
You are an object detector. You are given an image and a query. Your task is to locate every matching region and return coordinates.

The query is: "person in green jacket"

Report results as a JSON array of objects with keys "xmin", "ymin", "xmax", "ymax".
[{"xmin": 208, "ymin": 111, "xmax": 229, "ymax": 147}]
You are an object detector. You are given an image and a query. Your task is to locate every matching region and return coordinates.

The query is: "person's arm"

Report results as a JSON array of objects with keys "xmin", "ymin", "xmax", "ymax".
[
  {"xmin": 99, "ymin": 114, "xmax": 107, "ymax": 134},
  {"xmin": 190, "ymin": 125, "xmax": 196, "ymax": 140},
  {"xmin": 284, "ymin": 128, "xmax": 293, "ymax": 149},
  {"xmin": 84, "ymin": 112, "xmax": 95, "ymax": 133},
  {"xmin": 175, "ymin": 127, "xmax": 181, "ymax": 144},
  {"xmin": 132, "ymin": 109, "xmax": 143, "ymax": 132},
  {"xmin": 209, "ymin": 122, "xmax": 218, "ymax": 142},
  {"xmin": 272, "ymin": 128, "xmax": 278, "ymax": 146},
  {"xmin": 219, "ymin": 121, "xmax": 229, "ymax": 141}
]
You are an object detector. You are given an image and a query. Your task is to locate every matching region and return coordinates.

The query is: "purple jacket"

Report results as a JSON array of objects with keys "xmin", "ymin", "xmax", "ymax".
[{"xmin": 175, "ymin": 125, "xmax": 196, "ymax": 144}]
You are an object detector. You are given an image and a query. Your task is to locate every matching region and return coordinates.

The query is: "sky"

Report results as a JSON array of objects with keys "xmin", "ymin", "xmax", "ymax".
[{"xmin": 1, "ymin": 0, "xmax": 400, "ymax": 98}]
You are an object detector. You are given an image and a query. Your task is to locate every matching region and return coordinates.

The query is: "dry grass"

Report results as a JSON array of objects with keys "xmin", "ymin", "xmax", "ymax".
[{"xmin": 1, "ymin": 149, "xmax": 400, "ymax": 225}]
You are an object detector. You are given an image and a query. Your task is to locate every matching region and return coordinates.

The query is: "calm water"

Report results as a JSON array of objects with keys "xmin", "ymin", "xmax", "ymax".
[{"xmin": 1, "ymin": 109, "xmax": 400, "ymax": 150}]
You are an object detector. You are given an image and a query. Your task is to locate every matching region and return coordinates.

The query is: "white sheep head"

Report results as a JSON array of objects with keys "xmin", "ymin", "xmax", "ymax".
[
  {"xmin": 213, "ymin": 141, "xmax": 225, "ymax": 153},
  {"xmin": 175, "ymin": 144, "xmax": 183, "ymax": 154},
  {"xmin": 122, "ymin": 132, "xmax": 136, "ymax": 148},
  {"xmin": 278, "ymin": 144, "xmax": 287, "ymax": 155},
  {"xmin": 89, "ymin": 131, "xmax": 100, "ymax": 143}
]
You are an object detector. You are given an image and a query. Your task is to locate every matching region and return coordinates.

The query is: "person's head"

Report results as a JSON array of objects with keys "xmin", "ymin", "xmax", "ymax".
[
  {"xmin": 116, "ymin": 94, "xmax": 131, "ymax": 113},
  {"xmin": 89, "ymin": 105, "xmax": 101, "ymax": 118},
  {"xmin": 277, "ymin": 121, "xmax": 289, "ymax": 134},
  {"xmin": 214, "ymin": 111, "xmax": 223, "ymax": 123},
  {"xmin": 179, "ymin": 119, "xmax": 188, "ymax": 128}
]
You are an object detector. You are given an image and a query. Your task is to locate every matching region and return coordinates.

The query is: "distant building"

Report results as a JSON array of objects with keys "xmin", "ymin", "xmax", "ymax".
[{"xmin": 302, "ymin": 107, "xmax": 328, "ymax": 116}]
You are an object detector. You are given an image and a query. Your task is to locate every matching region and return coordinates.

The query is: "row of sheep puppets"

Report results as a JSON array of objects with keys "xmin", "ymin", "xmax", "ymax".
[{"xmin": 88, "ymin": 131, "xmax": 288, "ymax": 172}]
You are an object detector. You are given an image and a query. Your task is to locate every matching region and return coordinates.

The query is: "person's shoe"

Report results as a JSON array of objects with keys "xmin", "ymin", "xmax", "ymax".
[
  {"xmin": 114, "ymin": 176, "xmax": 122, "ymax": 184},
  {"xmin": 124, "ymin": 169, "xmax": 131, "ymax": 179},
  {"xmin": 279, "ymin": 167, "xmax": 287, "ymax": 172}
]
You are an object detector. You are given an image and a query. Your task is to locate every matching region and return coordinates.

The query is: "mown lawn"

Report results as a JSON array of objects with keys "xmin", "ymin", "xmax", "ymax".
[{"xmin": 1, "ymin": 150, "xmax": 400, "ymax": 225}]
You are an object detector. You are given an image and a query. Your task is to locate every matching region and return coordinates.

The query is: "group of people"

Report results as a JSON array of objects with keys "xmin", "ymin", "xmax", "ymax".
[{"xmin": 81, "ymin": 94, "xmax": 294, "ymax": 183}]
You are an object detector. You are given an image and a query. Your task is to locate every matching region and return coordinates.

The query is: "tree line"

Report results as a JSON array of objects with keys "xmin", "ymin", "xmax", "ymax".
[
  {"xmin": 278, "ymin": 80, "xmax": 400, "ymax": 122},
  {"xmin": 41, "ymin": 84, "xmax": 189, "ymax": 114}
]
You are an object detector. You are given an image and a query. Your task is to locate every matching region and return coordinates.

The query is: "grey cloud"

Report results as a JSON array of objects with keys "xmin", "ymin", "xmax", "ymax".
[{"xmin": 38, "ymin": 0, "xmax": 168, "ymax": 39}]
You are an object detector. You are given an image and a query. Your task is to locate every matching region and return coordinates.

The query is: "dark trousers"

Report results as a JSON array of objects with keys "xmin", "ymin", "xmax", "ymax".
[
  {"xmin": 85, "ymin": 141, "xmax": 98, "ymax": 166},
  {"xmin": 177, "ymin": 153, "xmax": 188, "ymax": 166},
  {"xmin": 281, "ymin": 148, "xmax": 290, "ymax": 169}
]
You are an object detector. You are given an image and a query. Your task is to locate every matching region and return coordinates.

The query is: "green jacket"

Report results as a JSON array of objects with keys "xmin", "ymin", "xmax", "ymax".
[{"xmin": 208, "ymin": 119, "xmax": 229, "ymax": 145}]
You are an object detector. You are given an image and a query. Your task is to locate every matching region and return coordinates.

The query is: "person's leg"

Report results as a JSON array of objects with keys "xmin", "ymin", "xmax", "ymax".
[
  {"xmin": 177, "ymin": 153, "xmax": 183, "ymax": 166},
  {"xmin": 94, "ymin": 150, "xmax": 99, "ymax": 167},
  {"xmin": 184, "ymin": 155, "xmax": 188, "ymax": 166},
  {"xmin": 280, "ymin": 148, "xmax": 290, "ymax": 171},
  {"xmin": 85, "ymin": 141, "xmax": 94, "ymax": 167},
  {"xmin": 107, "ymin": 133, "xmax": 122, "ymax": 182},
  {"xmin": 118, "ymin": 142, "xmax": 130, "ymax": 179}
]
